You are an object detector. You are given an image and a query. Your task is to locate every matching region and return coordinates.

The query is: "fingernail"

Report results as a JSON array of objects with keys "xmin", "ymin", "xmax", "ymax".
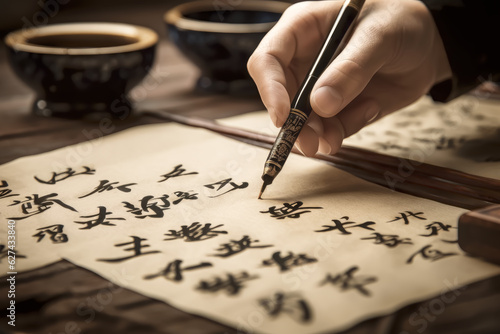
[
  {"xmin": 276, "ymin": 116, "xmax": 286, "ymax": 128},
  {"xmin": 268, "ymin": 108, "xmax": 278, "ymax": 127},
  {"xmin": 313, "ymin": 86, "xmax": 342, "ymax": 116},
  {"xmin": 365, "ymin": 105, "xmax": 379, "ymax": 124},
  {"xmin": 307, "ymin": 116, "xmax": 324, "ymax": 137},
  {"xmin": 273, "ymin": 108, "xmax": 287, "ymax": 128},
  {"xmin": 318, "ymin": 139, "xmax": 332, "ymax": 155}
]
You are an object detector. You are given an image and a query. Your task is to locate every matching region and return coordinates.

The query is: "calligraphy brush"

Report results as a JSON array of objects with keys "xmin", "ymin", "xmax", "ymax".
[{"xmin": 258, "ymin": 0, "xmax": 366, "ymax": 199}]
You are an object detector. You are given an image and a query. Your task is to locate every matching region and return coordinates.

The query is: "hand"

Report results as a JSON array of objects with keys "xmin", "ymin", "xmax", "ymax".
[{"xmin": 247, "ymin": 0, "xmax": 452, "ymax": 156}]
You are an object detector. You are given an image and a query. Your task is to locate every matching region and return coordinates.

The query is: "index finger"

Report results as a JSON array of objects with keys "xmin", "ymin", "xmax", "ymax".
[{"xmin": 248, "ymin": 1, "xmax": 343, "ymax": 126}]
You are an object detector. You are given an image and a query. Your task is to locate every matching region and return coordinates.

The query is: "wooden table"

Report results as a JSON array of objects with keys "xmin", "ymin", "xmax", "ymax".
[{"xmin": 0, "ymin": 3, "xmax": 499, "ymax": 333}]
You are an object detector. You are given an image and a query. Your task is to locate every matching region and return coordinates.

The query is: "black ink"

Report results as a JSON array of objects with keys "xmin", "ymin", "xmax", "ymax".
[
  {"xmin": 204, "ymin": 178, "xmax": 248, "ymax": 198},
  {"xmin": 420, "ymin": 222, "xmax": 458, "ymax": 243},
  {"xmin": 316, "ymin": 216, "xmax": 375, "ymax": 234},
  {"xmin": 74, "ymin": 206, "xmax": 125, "ymax": 229},
  {"xmin": 211, "ymin": 235, "xmax": 273, "ymax": 257},
  {"xmin": 261, "ymin": 201, "xmax": 322, "ymax": 220},
  {"xmin": 419, "ymin": 222, "xmax": 456, "ymax": 237},
  {"xmin": 124, "ymin": 195, "xmax": 171, "ymax": 219},
  {"xmin": 262, "ymin": 251, "xmax": 317, "ymax": 272},
  {"xmin": 319, "ymin": 266, "xmax": 377, "ymax": 297},
  {"xmin": 98, "ymin": 236, "xmax": 160, "ymax": 262},
  {"xmin": 79, "ymin": 180, "xmax": 136, "ymax": 198},
  {"xmin": 144, "ymin": 259, "xmax": 212, "ymax": 281},
  {"xmin": 164, "ymin": 222, "xmax": 227, "ymax": 242},
  {"xmin": 388, "ymin": 211, "xmax": 426, "ymax": 225},
  {"xmin": 158, "ymin": 164, "xmax": 198, "ymax": 183},
  {"xmin": 0, "ymin": 180, "xmax": 18, "ymax": 199},
  {"xmin": 406, "ymin": 245, "xmax": 458, "ymax": 264},
  {"xmin": 33, "ymin": 224, "xmax": 68, "ymax": 243},
  {"xmin": 172, "ymin": 191, "xmax": 198, "ymax": 204},
  {"xmin": 374, "ymin": 141, "xmax": 410, "ymax": 152},
  {"xmin": 196, "ymin": 271, "xmax": 258, "ymax": 295},
  {"xmin": 435, "ymin": 136, "xmax": 466, "ymax": 150},
  {"xmin": 123, "ymin": 192, "xmax": 198, "ymax": 219},
  {"xmin": 361, "ymin": 232, "xmax": 413, "ymax": 248},
  {"xmin": 8, "ymin": 193, "xmax": 77, "ymax": 220},
  {"xmin": 34, "ymin": 166, "xmax": 95, "ymax": 184},
  {"xmin": 259, "ymin": 292, "xmax": 312, "ymax": 323}
]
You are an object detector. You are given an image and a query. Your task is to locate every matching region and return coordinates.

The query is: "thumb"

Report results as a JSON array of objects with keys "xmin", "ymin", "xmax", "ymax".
[{"xmin": 310, "ymin": 18, "xmax": 394, "ymax": 118}]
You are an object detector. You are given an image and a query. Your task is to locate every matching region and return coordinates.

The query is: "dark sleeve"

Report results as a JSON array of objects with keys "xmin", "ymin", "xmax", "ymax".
[{"xmin": 420, "ymin": 0, "xmax": 500, "ymax": 102}]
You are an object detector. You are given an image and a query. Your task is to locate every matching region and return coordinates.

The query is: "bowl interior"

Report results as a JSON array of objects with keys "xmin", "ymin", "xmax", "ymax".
[
  {"xmin": 165, "ymin": 1, "xmax": 289, "ymax": 33},
  {"xmin": 184, "ymin": 10, "xmax": 282, "ymax": 24},
  {"xmin": 26, "ymin": 33, "xmax": 140, "ymax": 49}
]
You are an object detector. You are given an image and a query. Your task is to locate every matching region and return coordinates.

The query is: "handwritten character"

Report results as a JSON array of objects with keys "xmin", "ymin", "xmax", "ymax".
[
  {"xmin": 0, "ymin": 180, "xmax": 18, "ymax": 199},
  {"xmin": 204, "ymin": 178, "xmax": 248, "ymax": 198},
  {"xmin": 8, "ymin": 193, "xmax": 76, "ymax": 220},
  {"xmin": 123, "ymin": 195, "xmax": 171, "ymax": 219},
  {"xmin": 79, "ymin": 180, "xmax": 136, "ymax": 199},
  {"xmin": 261, "ymin": 201, "xmax": 322, "ymax": 220},
  {"xmin": 34, "ymin": 166, "xmax": 95, "ymax": 184},
  {"xmin": 406, "ymin": 244, "xmax": 458, "ymax": 264},
  {"xmin": 316, "ymin": 216, "xmax": 375, "ymax": 234},
  {"xmin": 164, "ymin": 222, "xmax": 227, "ymax": 242},
  {"xmin": 158, "ymin": 164, "xmax": 198, "ymax": 183},
  {"xmin": 33, "ymin": 224, "xmax": 68, "ymax": 243},
  {"xmin": 262, "ymin": 251, "xmax": 317, "ymax": 272},
  {"xmin": 74, "ymin": 206, "xmax": 125, "ymax": 230},
  {"xmin": 196, "ymin": 271, "xmax": 258, "ymax": 295},
  {"xmin": 144, "ymin": 259, "xmax": 212, "ymax": 281},
  {"xmin": 388, "ymin": 211, "xmax": 426, "ymax": 225},
  {"xmin": 211, "ymin": 235, "xmax": 273, "ymax": 257},
  {"xmin": 361, "ymin": 232, "xmax": 413, "ymax": 247},
  {"xmin": 98, "ymin": 236, "xmax": 160, "ymax": 262},
  {"xmin": 319, "ymin": 266, "xmax": 377, "ymax": 296},
  {"xmin": 259, "ymin": 292, "xmax": 312, "ymax": 323}
]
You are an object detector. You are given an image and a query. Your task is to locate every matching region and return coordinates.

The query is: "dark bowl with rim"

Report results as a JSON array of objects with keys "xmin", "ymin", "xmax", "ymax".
[
  {"xmin": 5, "ymin": 22, "xmax": 158, "ymax": 120},
  {"xmin": 165, "ymin": 0, "xmax": 289, "ymax": 94}
]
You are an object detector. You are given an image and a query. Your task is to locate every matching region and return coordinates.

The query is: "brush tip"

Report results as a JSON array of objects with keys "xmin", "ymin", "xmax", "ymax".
[{"xmin": 258, "ymin": 182, "xmax": 268, "ymax": 199}]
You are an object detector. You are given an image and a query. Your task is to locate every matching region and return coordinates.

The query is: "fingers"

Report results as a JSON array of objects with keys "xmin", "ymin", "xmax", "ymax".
[
  {"xmin": 296, "ymin": 124, "xmax": 319, "ymax": 157},
  {"xmin": 249, "ymin": 60, "xmax": 292, "ymax": 127},
  {"xmin": 297, "ymin": 98, "xmax": 380, "ymax": 157},
  {"xmin": 248, "ymin": 1, "xmax": 343, "ymax": 127},
  {"xmin": 247, "ymin": 48, "xmax": 292, "ymax": 127},
  {"xmin": 311, "ymin": 13, "xmax": 397, "ymax": 119},
  {"xmin": 335, "ymin": 98, "xmax": 379, "ymax": 141}
]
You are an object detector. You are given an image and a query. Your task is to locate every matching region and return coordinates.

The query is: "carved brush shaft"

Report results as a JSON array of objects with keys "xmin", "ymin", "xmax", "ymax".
[{"xmin": 262, "ymin": 108, "xmax": 309, "ymax": 184}]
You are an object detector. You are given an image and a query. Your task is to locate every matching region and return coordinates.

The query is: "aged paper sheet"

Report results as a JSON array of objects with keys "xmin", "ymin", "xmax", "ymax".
[
  {"xmin": 221, "ymin": 95, "xmax": 500, "ymax": 179},
  {"xmin": 1, "ymin": 120, "xmax": 499, "ymax": 334}
]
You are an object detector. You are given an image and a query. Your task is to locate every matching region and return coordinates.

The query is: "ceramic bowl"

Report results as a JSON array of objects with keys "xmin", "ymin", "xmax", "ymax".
[
  {"xmin": 165, "ymin": 0, "xmax": 289, "ymax": 94},
  {"xmin": 5, "ymin": 22, "xmax": 158, "ymax": 119}
]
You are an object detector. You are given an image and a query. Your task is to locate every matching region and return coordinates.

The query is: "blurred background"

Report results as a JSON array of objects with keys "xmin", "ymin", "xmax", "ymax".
[
  {"xmin": 0, "ymin": 0, "xmax": 298, "ymax": 37},
  {"xmin": 0, "ymin": 0, "xmax": 299, "ymax": 102},
  {"xmin": 0, "ymin": 0, "xmax": 192, "ymax": 38}
]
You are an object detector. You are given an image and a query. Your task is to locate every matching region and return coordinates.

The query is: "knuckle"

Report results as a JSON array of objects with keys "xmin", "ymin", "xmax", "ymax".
[
  {"xmin": 328, "ymin": 59, "xmax": 367, "ymax": 92},
  {"xmin": 246, "ymin": 52, "xmax": 263, "ymax": 76},
  {"xmin": 283, "ymin": 1, "xmax": 314, "ymax": 17}
]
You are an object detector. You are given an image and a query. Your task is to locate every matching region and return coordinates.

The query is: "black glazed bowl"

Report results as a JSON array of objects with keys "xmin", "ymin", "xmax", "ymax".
[
  {"xmin": 165, "ymin": 0, "xmax": 289, "ymax": 94},
  {"xmin": 5, "ymin": 22, "xmax": 158, "ymax": 119}
]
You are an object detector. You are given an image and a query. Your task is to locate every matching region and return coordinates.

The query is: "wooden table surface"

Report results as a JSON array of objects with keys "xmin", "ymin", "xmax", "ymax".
[{"xmin": 0, "ymin": 2, "xmax": 499, "ymax": 334}]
